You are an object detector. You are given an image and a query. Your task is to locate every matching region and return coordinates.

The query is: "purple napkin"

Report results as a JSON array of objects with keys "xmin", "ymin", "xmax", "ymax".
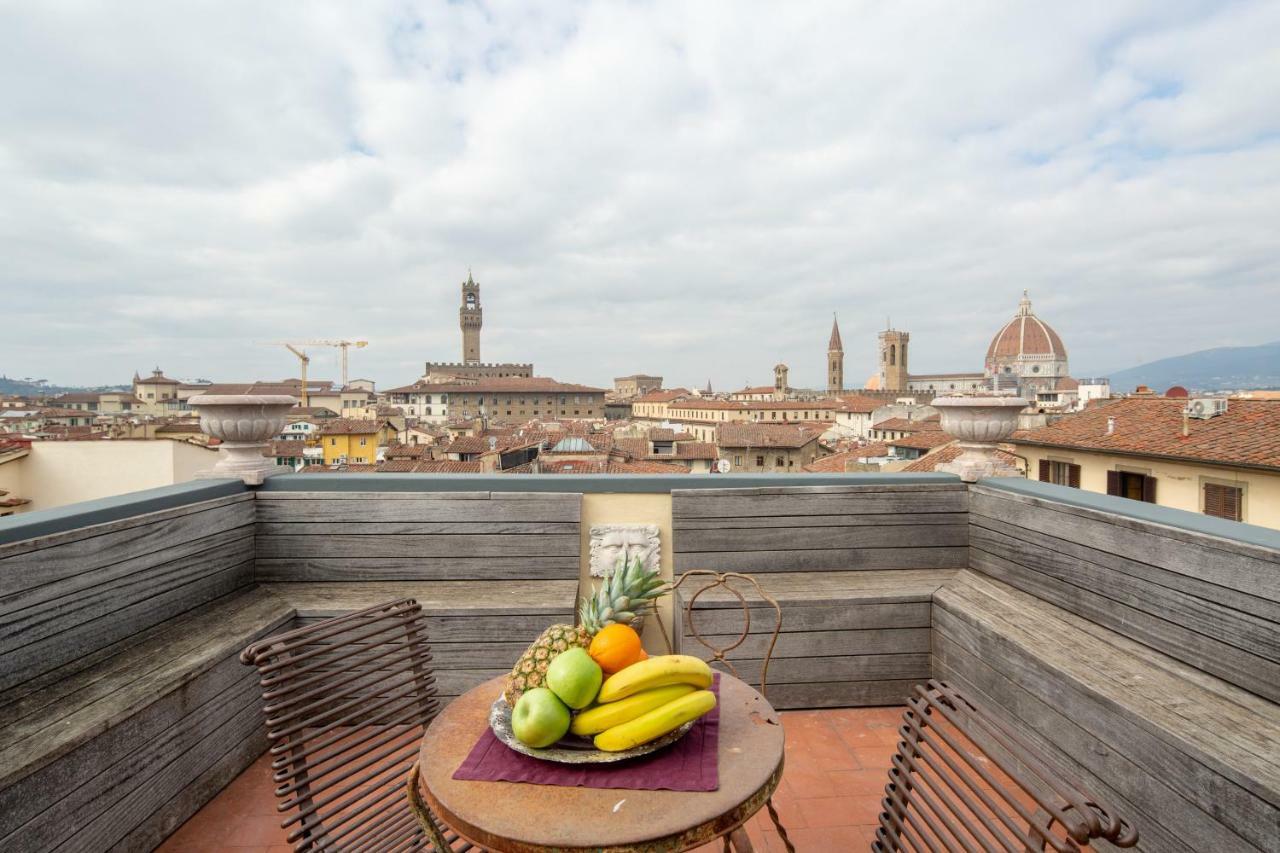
[{"xmin": 453, "ymin": 675, "xmax": 720, "ymax": 792}]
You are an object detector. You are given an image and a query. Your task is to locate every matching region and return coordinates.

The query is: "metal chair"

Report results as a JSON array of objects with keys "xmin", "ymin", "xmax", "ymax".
[
  {"xmin": 240, "ymin": 598, "xmax": 471, "ymax": 851},
  {"xmin": 875, "ymin": 680, "xmax": 1139, "ymax": 852},
  {"xmin": 656, "ymin": 569, "xmax": 795, "ymax": 853}
]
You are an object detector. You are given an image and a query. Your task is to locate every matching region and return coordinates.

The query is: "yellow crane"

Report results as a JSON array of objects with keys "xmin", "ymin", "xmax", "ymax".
[{"xmin": 267, "ymin": 340, "xmax": 369, "ymax": 407}]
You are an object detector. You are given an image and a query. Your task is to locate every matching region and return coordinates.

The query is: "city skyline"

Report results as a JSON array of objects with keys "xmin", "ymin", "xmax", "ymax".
[{"xmin": 3, "ymin": 2, "xmax": 1279, "ymax": 386}]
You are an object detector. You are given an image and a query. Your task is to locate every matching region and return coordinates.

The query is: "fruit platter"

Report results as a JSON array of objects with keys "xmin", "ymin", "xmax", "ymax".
[{"xmin": 495, "ymin": 557, "xmax": 718, "ymax": 763}]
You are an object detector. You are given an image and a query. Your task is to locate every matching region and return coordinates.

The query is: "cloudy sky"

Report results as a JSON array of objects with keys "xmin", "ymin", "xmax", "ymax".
[{"xmin": 3, "ymin": 1, "xmax": 1278, "ymax": 390}]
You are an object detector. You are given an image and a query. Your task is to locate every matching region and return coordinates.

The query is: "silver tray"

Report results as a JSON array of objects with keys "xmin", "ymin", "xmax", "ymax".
[{"xmin": 488, "ymin": 696, "xmax": 696, "ymax": 764}]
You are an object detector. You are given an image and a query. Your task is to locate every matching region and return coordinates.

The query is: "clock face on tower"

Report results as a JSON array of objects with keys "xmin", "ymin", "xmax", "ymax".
[{"xmin": 466, "ymin": 294, "xmax": 476, "ymax": 307}]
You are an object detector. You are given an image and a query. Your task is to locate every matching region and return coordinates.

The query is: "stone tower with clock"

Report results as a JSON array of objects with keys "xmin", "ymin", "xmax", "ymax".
[{"xmin": 460, "ymin": 270, "xmax": 482, "ymax": 364}]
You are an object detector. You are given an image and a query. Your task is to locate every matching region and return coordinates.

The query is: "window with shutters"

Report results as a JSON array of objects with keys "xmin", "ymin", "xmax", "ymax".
[
  {"xmin": 1038, "ymin": 459, "xmax": 1081, "ymax": 488},
  {"xmin": 1107, "ymin": 470, "xmax": 1156, "ymax": 503},
  {"xmin": 1203, "ymin": 482, "xmax": 1243, "ymax": 521}
]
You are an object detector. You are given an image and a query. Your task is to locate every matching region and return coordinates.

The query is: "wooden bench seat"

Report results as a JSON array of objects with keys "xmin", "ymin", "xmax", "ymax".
[
  {"xmin": 264, "ymin": 580, "xmax": 579, "ymax": 701},
  {"xmin": 678, "ymin": 569, "xmax": 956, "ymax": 708},
  {"xmin": 934, "ymin": 570, "xmax": 1280, "ymax": 853},
  {"xmin": 0, "ymin": 586, "xmax": 294, "ymax": 853}
]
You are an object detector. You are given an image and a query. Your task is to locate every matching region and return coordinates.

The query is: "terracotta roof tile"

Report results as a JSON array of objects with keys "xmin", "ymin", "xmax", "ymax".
[
  {"xmin": 887, "ymin": 431, "xmax": 954, "ymax": 451},
  {"xmin": 802, "ymin": 443, "xmax": 890, "ymax": 472},
  {"xmin": 1009, "ymin": 397, "xmax": 1280, "ymax": 470},
  {"xmin": 716, "ymin": 423, "xmax": 822, "ymax": 449},
  {"xmin": 317, "ymin": 419, "xmax": 390, "ymax": 436}
]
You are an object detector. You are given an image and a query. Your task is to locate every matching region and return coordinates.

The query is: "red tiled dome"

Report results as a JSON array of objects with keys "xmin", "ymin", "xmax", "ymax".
[{"xmin": 986, "ymin": 293, "xmax": 1066, "ymax": 361}]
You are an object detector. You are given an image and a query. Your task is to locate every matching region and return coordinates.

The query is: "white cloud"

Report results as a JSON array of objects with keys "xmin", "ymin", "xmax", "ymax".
[{"xmin": 1, "ymin": 0, "xmax": 1277, "ymax": 388}]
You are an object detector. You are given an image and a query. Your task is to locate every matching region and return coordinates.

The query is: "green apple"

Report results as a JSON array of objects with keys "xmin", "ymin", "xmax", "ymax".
[
  {"xmin": 544, "ymin": 647, "xmax": 603, "ymax": 710},
  {"xmin": 511, "ymin": 687, "xmax": 571, "ymax": 748}
]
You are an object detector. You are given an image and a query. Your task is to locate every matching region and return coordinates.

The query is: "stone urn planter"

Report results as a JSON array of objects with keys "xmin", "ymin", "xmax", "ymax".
[
  {"xmin": 931, "ymin": 394, "xmax": 1027, "ymax": 482},
  {"xmin": 190, "ymin": 394, "xmax": 297, "ymax": 485}
]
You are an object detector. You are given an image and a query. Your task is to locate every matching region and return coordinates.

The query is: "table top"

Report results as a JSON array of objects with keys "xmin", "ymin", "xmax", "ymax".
[{"xmin": 418, "ymin": 674, "xmax": 785, "ymax": 852}]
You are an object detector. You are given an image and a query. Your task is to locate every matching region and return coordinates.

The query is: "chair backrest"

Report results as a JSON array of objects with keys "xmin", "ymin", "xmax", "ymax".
[
  {"xmin": 240, "ymin": 598, "xmax": 441, "ymax": 852},
  {"xmin": 656, "ymin": 569, "xmax": 783, "ymax": 698},
  {"xmin": 875, "ymin": 680, "xmax": 1138, "ymax": 852}
]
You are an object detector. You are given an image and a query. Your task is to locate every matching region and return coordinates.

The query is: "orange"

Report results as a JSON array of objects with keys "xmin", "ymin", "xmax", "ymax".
[{"xmin": 588, "ymin": 624, "xmax": 644, "ymax": 674}]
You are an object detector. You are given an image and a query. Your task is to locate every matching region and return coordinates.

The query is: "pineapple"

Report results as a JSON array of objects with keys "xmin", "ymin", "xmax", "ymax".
[
  {"xmin": 503, "ymin": 557, "xmax": 668, "ymax": 705},
  {"xmin": 503, "ymin": 623, "xmax": 592, "ymax": 705},
  {"xmin": 580, "ymin": 556, "xmax": 666, "ymax": 634}
]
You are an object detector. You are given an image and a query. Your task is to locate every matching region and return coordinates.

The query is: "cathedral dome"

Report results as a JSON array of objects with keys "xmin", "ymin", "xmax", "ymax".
[{"xmin": 986, "ymin": 292, "xmax": 1066, "ymax": 362}]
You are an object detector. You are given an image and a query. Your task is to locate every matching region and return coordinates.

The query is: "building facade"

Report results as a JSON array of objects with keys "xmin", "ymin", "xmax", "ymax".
[
  {"xmin": 613, "ymin": 375, "xmax": 663, "ymax": 398},
  {"xmin": 424, "ymin": 271, "xmax": 534, "ymax": 381},
  {"xmin": 1010, "ymin": 397, "xmax": 1280, "ymax": 529}
]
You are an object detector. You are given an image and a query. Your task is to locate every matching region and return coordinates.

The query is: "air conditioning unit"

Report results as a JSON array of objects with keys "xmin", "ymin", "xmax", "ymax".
[{"xmin": 1185, "ymin": 398, "xmax": 1227, "ymax": 419}]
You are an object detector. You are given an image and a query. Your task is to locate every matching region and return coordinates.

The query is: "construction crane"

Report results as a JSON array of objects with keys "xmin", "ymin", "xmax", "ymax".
[{"xmin": 264, "ymin": 340, "xmax": 369, "ymax": 407}]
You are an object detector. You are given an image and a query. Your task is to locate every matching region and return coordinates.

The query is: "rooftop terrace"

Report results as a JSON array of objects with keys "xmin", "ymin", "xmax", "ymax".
[{"xmin": 0, "ymin": 472, "xmax": 1276, "ymax": 851}]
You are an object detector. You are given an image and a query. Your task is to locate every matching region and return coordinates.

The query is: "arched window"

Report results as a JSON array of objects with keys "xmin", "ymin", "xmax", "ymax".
[{"xmin": 890, "ymin": 345, "xmax": 896, "ymax": 366}]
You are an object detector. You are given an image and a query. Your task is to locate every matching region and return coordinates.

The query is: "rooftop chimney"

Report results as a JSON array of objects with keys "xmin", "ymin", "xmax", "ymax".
[{"xmin": 1106, "ymin": 417, "xmax": 1116, "ymax": 435}]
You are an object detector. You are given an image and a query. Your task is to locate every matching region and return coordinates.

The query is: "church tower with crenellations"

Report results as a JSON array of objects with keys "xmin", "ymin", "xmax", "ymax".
[
  {"xmin": 460, "ymin": 270, "xmax": 482, "ymax": 364},
  {"xmin": 878, "ymin": 326, "xmax": 910, "ymax": 392},
  {"xmin": 827, "ymin": 314, "xmax": 844, "ymax": 394}
]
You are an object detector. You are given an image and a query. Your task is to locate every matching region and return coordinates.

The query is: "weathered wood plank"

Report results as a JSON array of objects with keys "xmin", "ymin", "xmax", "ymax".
[
  {"xmin": 255, "ymin": 494, "xmax": 581, "ymax": 523},
  {"xmin": 295, "ymin": 613, "xmax": 571, "ymax": 644},
  {"xmin": 256, "ymin": 557, "xmax": 580, "ymax": 582},
  {"xmin": 0, "ymin": 492, "xmax": 251, "ymax": 559},
  {"xmin": 675, "ymin": 570, "xmax": 954, "ymax": 606},
  {"xmin": 255, "ymin": 533, "xmax": 580, "ymax": 560},
  {"xmin": 686, "ymin": 628, "xmax": 931, "ymax": 659},
  {"xmin": 0, "ymin": 526, "xmax": 250, "ymax": 621},
  {"xmin": 970, "ymin": 490, "xmax": 1280, "ymax": 603},
  {"xmin": 0, "ymin": 589, "xmax": 291, "ymax": 783},
  {"xmin": 683, "ymin": 603, "xmax": 932, "ymax": 635},
  {"xmin": 706, "ymin": 653, "xmax": 931, "ymax": 686},
  {"xmin": 257, "ymin": 520, "xmax": 580, "ymax": 536},
  {"xmin": 932, "ymin": 645, "xmax": 1203, "ymax": 853},
  {"xmin": 675, "ymin": 513, "xmax": 964, "ymax": 530},
  {"xmin": 763, "ymin": 679, "xmax": 919, "ymax": 709},
  {"xmin": 674, "ymin": 546, "xmax": 967, "ymax": 573},
  {"xmin": 972, "ymin": 482, "xmax": 1280, "ymax": 565},
  {"xmin": 114, "ymin": 713, "xmax": 265, "ymax": 853},
  {"xmin": 0, "ymin": 561, "xmax": 254, "ymax": 695},
  {"xmin": 675, "ymin": 523, "xmax": 968, "ymax": 553},
  {"xmin": 435, "ymin": 669, "xmax": 508, "ymax": 698},
  {"xmin": 970, "ymin": 509, "xmax": 1280, "ymax": 626},
  {"xmin": 272, "ymin": 580, "xmax": 580, "ymax": 616},
  {"xmin": 673, "ymin": 489, "xmax": 967, "ymax": 519},
  {"xmin": 0, "ymin": 499, "xmax": 254, "ymax": 598},
  {"xmin": 0, "ymin": 536, "xmax": 256, "ymax": 657},
  {"xmin": 5, "ymin": 677, "xmax": 261, "ymax": 852},
  {"xmin": 970, "ymin": 546, "xmax": 1280, "ymax": 703},
  {"xmin": 933, "ymin": 621, "xmax": 1275, "ymax": 852},
  {"xmin": 934, "ymin": 574, "xmax": 1280, "ymax": 809}
]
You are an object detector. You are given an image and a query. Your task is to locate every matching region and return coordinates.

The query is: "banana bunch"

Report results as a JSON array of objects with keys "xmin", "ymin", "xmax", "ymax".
[{"xmin": 573, "ymin": 655, "xmax": 717, "ymax": 752}]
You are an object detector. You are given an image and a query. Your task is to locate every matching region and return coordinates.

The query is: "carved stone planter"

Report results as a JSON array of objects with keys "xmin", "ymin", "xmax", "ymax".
[
  {"xmin": 190, "ymin": 394, "xmax": 297, "ymax": 485},
  {"xmin": 931, "ymin": 395, "xmax": 1026, "ymax": 482}
]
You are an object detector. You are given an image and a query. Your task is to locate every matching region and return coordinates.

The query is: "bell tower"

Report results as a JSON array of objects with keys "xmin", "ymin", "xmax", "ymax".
[
  {"xmin": 773, "ymin": 363, "xmax": 789, "ymax": 400},
  {"xmin": 878, "ymin": 326, "xmax": 909, "ymax": 392},
  {"xmin": 460, "ymin": 270, "xmax": 482, "ymax": 364},
  {"xmin": 827, "ymin": 314, "xmax": 844, "ymax": 394}
]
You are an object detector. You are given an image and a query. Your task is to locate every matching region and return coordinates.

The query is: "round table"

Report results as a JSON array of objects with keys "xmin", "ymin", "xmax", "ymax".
[{"xmin": 417, "ymin": 674, "xmax": 785, "ymax": 852}]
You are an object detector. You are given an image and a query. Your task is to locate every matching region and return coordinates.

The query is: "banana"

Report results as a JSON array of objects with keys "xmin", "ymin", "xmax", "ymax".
[
  {"xmin": 594, "ymin": 689, "xmax": 717, "ymax": 752},
  {"xmin": 570, "ymin": 684, "xmax": 697, "ymax": 736},
  {"xmin": 596, "ymin": 654, "xmax": 713, "ymax": 703}
]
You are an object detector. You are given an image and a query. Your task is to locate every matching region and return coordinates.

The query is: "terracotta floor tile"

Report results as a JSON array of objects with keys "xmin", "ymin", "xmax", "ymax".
[
  {"xmin": 158, "ymin": 708, "xmax": 909, "ymax": 851},
  {"xmin": 778, "ymin": 824, "xmax": 870, "ymax": 851},
  {"xmin": 828, "ymin": 768, "xmax": 890, "ymax": 798}
]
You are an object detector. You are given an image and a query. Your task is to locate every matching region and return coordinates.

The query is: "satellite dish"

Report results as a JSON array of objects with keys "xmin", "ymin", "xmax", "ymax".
[{"xmin": 715, "ymin": 459, "xmax": 731, "ymax": 474}]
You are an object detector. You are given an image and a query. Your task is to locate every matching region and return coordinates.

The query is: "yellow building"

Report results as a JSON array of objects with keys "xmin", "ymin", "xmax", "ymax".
[
  {"xmin": 1010, "ymin": 397, "xmax": 1280, "ymax": 529},
  {"xmin": 132, "ymin": 368, "xmax": 182, "ymax": 414},
  {"xmin": 317, "ymin": 418, "xmax": 397, "ymax": 465},
  {"xmin": 630, "ymin": 389, "xmax": 692, "ymax": 423}
]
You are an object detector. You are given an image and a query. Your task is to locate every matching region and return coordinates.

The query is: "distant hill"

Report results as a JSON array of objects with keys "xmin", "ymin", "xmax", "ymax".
[
  {"xmin": 0, "ymin": 375, "xmax": 129, "ymax": 397},
  {"xmin": 1106, "ymin": 341, "xmax": 1280, "ymax": 393}
]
